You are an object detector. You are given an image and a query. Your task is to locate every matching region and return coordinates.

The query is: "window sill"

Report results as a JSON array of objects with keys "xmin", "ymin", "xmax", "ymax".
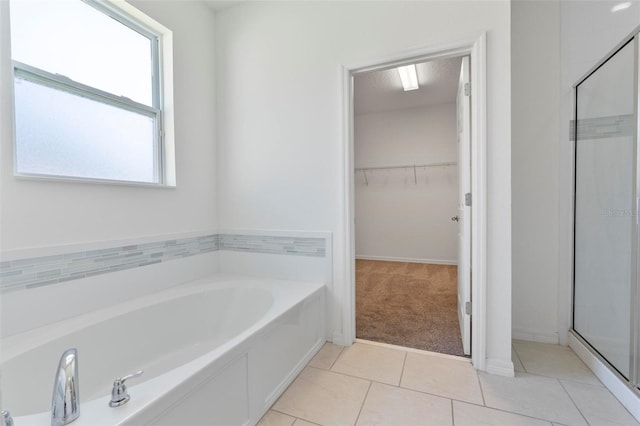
[{"xmin": 13, "ymin": 172, "xmax": 177, "ymax": 188}]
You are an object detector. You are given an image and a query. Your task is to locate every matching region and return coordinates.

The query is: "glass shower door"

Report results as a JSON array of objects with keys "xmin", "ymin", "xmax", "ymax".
[{"xmin": 573, "ymin": 37, "xmax": 637, "ymax": 381}]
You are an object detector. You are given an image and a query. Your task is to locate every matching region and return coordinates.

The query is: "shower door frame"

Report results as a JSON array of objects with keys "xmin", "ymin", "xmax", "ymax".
[{"xmin": 571, "ymin": 27, "xmax": 640, "ymax": 395}]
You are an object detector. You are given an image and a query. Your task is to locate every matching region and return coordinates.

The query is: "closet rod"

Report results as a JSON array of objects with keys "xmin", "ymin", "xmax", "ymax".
[{"xmin": 354, "ymin": 161, "xmax": 457, "ymax": 172}]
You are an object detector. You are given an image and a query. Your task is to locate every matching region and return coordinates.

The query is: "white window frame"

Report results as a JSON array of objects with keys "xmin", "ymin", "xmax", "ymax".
[{"xmin": 10, "ymin": 0, "xmax": 176, "ymax": 187}]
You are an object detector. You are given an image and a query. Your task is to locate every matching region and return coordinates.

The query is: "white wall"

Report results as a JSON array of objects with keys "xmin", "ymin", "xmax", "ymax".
[
  {"xmin": 215, "ymin": 1, "xmax": 512, "ymax": 371},
  {"xmin": 511, "ymin": 0, "xmax": 640, "ymax": 347},
  {"xmin": 558, "ymin": 0, "xmax": 640, "ymax": 345},
  {"xmin": 354, "ymin": 104, "xmax": 458, "ymax": 264},
  {"xmin": 0, "ymin": 0, "xmax": 217, "ymax": 251},
  {"xmin": 0, "ymin": 1, "xmax": 219, "ymax": 334},
  {"xmin": 511, "ymin": 0, "xmax": 561, "ymax": 343}
]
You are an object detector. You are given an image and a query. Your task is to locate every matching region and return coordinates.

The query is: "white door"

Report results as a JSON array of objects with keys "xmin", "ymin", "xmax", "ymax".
[{"xmin": 456, "ymin": 56, "xmax": 471, "ymax": 356}]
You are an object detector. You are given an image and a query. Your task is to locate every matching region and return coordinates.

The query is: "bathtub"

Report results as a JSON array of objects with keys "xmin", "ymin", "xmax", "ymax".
[{"xmin": 1, "ymin": 276, "xmax": 326, "ymax": 425}]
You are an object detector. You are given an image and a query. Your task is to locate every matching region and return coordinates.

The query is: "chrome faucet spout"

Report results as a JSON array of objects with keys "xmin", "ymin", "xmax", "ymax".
[
  {"xmin": 51, "ymin": 348, "xmax": 80, "ymax": 426},
  {"xmin": 1, "ymin": 410, "xmax": 14, "ymax": 426}
]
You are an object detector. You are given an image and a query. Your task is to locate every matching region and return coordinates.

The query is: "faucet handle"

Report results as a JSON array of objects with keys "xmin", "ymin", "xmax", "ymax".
[
  {"xmin": 1, "ymin": 410, "xmax": 14, "ymax": 426},
  {"xmin": 118, "ymin": 370, "xmax": 143, "ymax": 384},
  {"xmin": 109, "ymin": 370, "xmax": 143, "ymax": 407}
]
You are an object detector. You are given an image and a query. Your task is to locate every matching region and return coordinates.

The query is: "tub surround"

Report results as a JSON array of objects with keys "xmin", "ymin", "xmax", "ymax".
[
  {"xmin": 1, "ymin": 230, "xmax": 332, "ymax": 338},
  {"xmin": 0, "ymin": 232, "xmax": 326, "ymax": 293},
  {"xmin": 219, "ymin": 233, "xmax": 325, "ymax": 257}
]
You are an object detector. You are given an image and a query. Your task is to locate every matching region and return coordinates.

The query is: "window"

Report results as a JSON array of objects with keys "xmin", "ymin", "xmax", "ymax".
[{"xmin": 10, "ymin": 0, "xmax": 169, "ymax": 185}]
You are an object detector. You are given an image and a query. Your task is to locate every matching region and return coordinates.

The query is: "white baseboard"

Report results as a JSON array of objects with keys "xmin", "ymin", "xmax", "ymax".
[
  {"xmin": 331, "ymin": 331, "xmax": 351, "ymax": 346},
  {"xmin": 485, "ymin": 357, "xmax": 515, "ymax": 377},
  {"xmin": 512, "ymin": 327, "xmax": 559, "ymax": 344},
  {"xmin": 355, "ymin": 255, "xmax": 457, "ymax": 266},
  {"xmin": 569, "ymin": 332, "xmax": 640, "ymax": 422}
]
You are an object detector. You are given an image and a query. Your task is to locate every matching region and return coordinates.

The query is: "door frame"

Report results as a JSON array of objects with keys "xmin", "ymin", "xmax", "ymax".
[{"xmin": 339, "ymin": 33, "xmax": 487, "ymax": 370}]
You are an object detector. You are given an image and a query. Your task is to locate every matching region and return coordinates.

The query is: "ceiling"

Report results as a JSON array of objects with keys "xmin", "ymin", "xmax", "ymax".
[
  {"xmin": 354, "ymin": 56, "xmax": 463, "ymax": 115},
  {"xmin": 203, "ymin": 1, "xmax": 245, "ymax": 12}
]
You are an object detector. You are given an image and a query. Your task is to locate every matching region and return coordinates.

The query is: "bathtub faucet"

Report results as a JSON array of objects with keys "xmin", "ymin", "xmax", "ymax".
[
  {"xmin": 1, "ymin": 410, "xmax": 14, "ymax": 426},
  {"xmin": 51, "ymin": 348, "xmax": 80, "ymax": 426}
]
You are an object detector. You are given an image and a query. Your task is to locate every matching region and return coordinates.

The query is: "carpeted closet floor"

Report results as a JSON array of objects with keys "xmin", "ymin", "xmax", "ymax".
[{"xmin": 355, "ymin": 259, "xmax": 465, "ymax": 357}]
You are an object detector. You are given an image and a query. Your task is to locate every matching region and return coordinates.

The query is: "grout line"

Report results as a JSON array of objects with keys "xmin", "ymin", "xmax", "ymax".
[
  {"xmin": 271, "ymin": 409, "xmax": 321, "ymax": 426},
  {"xmin": 328, "ymin": 344, "xmax": 346, "ymax": 371},
  {"xmin": 353, "ymin": 381, "xmax": 373, "ymax": 426},
  {"xmin": 268, "ymin": 409, "xmax": 297, "ymax": 425},
  {"xmin": 518, "ymin": 370, "xmax": 603, "ymax": 387},
  {"xmin": 557, "ymin": 378, "xmax": 590, "ymax": 425},
  {"xmin": 399, "ymin": 350, "xmax": 408, "ymax": 386},
  {"xmin": 512, "ymin": 344, "xmax": 528, "ymax": 373},
  {"xmin": 451, "ymin": 399, "xmax": 456, "ymax": 426},
  {"xmin": 356, "ymin": 338, "xmax": 471, "ymax": 362},
  {"xmin": 310, "ymin": 367, "xmax": 396, "ymax": 388},
  {"xmin": 453, "ymin": 399, "xmax": 569, "ymax": 425},
  {"xmin": 307, "ymin": 365, "xmax": 564, "ymax": 426},
  {"xmin": 503, "ymin": 352, "xmax": 603, "ymax": 387},
  {"xmin": 293, "ymin": 417, "xmax": 322, "ymax": 426},
  {"xmin": 324, "ymin": 366, "xmax": 476, "ymax": 406},
  {"xmin": 476, "ymin": 371, "xmax": 487, "ymax": 406}
]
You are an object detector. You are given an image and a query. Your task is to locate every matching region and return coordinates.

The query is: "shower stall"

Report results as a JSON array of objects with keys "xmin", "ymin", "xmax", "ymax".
[{"xmin": 573, "ymin": 29, "xmax": 640, "ymax": 393}]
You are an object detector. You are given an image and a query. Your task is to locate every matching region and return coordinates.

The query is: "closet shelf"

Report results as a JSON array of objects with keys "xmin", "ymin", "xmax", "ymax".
[
  {"xmin": 354, "ymin": 161, "xmax": 457, "ymax": 172},
  {"xmin": 355, "ymin": 161, "xmax": 457, "ymax": 185}
]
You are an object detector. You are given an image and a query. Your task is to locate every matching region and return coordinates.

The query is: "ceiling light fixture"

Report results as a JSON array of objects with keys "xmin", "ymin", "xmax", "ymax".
[
  {"xmin": 611, "ymin": 2, "xmax": 631, "ymax": 12},
  {"xmin": 397, "ymin": 64, "xmax": 419, "ymax": 91}
]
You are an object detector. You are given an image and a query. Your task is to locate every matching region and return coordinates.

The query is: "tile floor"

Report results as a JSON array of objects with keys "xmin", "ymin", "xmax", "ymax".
[{"xmin": 258, "ymin": 339, "xmax": 639, "ymax": 426}]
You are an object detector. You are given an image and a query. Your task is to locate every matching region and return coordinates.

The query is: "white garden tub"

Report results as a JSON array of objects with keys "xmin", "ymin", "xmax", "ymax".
[{"xmin": 1, "ymin": 276, "xmax": 326, "ymax": 425}]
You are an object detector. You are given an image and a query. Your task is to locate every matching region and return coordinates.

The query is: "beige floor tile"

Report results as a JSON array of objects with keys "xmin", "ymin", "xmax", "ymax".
[
  {"xmin": 293, "ymin": 420, "xmax": 320, "ymax": 426},
  {"xmin": 331, "ymin": 342, "xmax": 406, "ymax": 385},
  {"xmin": 257, "ymin": 411, "xmax": 296, "ymax": 426},
  {"xmin": 453, "ymin": 401, "xmax": 553, "ymax": 425},
  {"xmin": 356, "ymin": 382, "xmax": 452, "ymax": 426},
  {"xmin": 272, "ymin": 367, "xmax": 370, "ymax": 425},
  {"xmin": 560, "ymin": 380, "xmax": 639, "ymax": 425},
  {"xmin": 479, "ymin": 372, "xmax": 587, "ymax": 425},
  {"xmin": 513, "ymin": 347, "xmax": 526, "ymax": 372},
  {"xmin": 400, "ymin": 352, "xmax": 483, "ymax": 404},
  {"xmin": 308, "ymin": 342, "xmax": 344, "ymax": 370},
  {"xmin": 512, "ymin": 340, "xmax": 600, "ymax": 385}
]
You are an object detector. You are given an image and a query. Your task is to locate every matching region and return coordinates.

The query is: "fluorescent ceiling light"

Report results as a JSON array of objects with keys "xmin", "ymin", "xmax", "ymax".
[
  {"xmin": 397, "ymin": 64, "xmax": 419, "ymax": 91},
  {"xmin": 611, "ymin": 2, "xmax": 631, "ymax": 12}
]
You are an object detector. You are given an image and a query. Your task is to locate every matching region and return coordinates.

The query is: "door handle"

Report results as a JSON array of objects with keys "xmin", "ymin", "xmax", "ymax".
[{"xmin": 451, "ymin": 216, "xmax": 460, "ymax": 222}]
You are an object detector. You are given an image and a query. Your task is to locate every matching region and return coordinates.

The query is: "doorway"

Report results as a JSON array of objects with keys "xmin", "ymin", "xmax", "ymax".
[
  {"xmin": 340, "ymin": 35, "xmax": 487, "ymax": 369},
  {"xmin": 352, "ymin": 55, "xmax": 470, "ymax": 357}
]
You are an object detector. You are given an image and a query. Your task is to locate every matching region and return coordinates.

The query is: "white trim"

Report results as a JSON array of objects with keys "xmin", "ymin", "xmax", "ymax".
[
  {"xmin": 331, "ymin": 331, "xmax": 345, "ymax": 345},
  {"xmin": 470, "ymin": 33, "xmax": 488, "ymax": 372},
  {"xmin": 106, "ymin": 0, "xmax": 176, "ymax": 187},
  {"xmin": 355, "ymin": 255, "xmax": 457, "ymax": 266},
  {"xmin": 512, "ymin": 328, "xmax": 560, "ymax": 344},
  {"xmin": 569, "ymin": 332, "xmax": 640, "ymax": 422},
  {"xmin": 340, "ymin": 33, "xmax": 488, "ymax": 370},
  {"xmin": 339, "ymin": 60, "xmax": 356, "ymax": 348},
  {"xmin": 486, "ymin": 358, "xmax": 515, "ymax": 377}
]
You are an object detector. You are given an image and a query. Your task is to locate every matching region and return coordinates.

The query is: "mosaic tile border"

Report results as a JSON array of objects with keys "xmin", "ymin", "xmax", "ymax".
[
  {"xmin": 220, "ymin": 234, "xmax": 325, "ymax": 257},
  {"xmin": 0, "ymin": 233, "xmax": 326, "ymax": 293}
]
